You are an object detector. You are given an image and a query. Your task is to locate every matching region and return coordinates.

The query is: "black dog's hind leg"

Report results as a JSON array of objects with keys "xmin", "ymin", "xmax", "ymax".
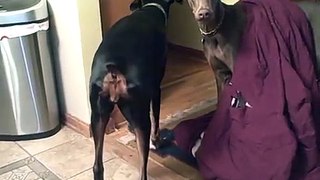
[
  {"xmin": 119, "ymin": 101, "xmax": 151, "ymax": 180},
  {"xmin": 150, "ymin": 58, "xmax": 166, "ymax": 149},
  {"xmin": 134, "ymin": 122, "xmax": 151, "ymax": 180},
  {"xmin": 90, "ymin": 88, "xmax": 114, "ymax": 180},
  {"xmin": 150, "ymin": 87, "xmax": 161, "ymax": 149}
]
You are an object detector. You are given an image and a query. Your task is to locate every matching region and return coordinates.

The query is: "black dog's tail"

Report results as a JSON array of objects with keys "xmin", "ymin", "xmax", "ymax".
[{"xmin": 100, "ymin": 64, "xmax": 128, "ymax": 102}]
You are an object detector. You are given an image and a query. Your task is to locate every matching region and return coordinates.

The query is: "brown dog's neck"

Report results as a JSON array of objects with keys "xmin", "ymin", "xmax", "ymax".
[{"xmin": 203, "ymin": 2, "xmax": 246, "ymax": 52}]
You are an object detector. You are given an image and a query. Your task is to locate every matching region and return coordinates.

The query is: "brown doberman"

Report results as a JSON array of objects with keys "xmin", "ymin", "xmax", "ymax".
[{"xmin": 185, "ymin": 0, "xmax": 246, "ymax": 100}]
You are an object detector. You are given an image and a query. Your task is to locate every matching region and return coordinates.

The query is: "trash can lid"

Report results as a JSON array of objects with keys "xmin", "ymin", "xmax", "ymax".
[{"xmin": 0, "ymin": 0, "xmax": 48, "ymax": 26}]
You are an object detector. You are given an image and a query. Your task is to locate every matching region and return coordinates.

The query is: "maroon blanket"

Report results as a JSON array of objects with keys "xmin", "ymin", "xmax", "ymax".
[{"xmin": 173, "ymin": 0, "xmax": 320, "ymax": 179}]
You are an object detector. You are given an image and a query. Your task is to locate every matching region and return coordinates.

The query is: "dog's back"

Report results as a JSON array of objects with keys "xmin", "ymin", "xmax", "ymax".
[{"xmin": 90, "ymin": 7, "xmax": 168, "ymax": 93}]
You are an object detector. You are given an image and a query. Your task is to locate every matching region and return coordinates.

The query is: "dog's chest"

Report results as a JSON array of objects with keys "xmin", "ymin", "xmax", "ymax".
[{"xmin": 203, "ymin": 36, "xmax": 234, "ymax": 70}]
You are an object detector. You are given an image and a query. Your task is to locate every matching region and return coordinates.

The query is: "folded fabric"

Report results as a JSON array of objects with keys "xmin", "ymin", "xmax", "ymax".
[{"xmin": 173, "ymin": 0, "xmax": 320, "ymax": 179}]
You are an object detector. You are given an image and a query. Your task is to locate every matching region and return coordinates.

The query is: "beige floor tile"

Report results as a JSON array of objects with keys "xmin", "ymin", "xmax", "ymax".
[
  {"xmin": 68, "ymin": 158, "xmax": 155, "ymax": 180},
  {"xmin": 0, "ymin": 142, "xmax": 29, "ymax": 168},
  {"xmin": 0, "ymin": 165, "xmax": 41, "ymax": 180},
  {"xmin": 17, "ymin": 127, "xmax": 83, "ymax": 155},
  {"xmin": 0, "ymin": 171, "xmax": 11, "ymax": 179},
  {"xmin": 25, "ymin": 172, "xmax": 41, "ymax": 180},
  {"xmin": 34, "ymin": 138, "xmax": 116, "ymax": 180}
]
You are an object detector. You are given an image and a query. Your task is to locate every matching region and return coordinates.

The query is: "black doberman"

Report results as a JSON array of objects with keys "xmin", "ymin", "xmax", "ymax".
[{"xmin": 89, "ymin": 0, "xmax": 182, "ymax": 180}]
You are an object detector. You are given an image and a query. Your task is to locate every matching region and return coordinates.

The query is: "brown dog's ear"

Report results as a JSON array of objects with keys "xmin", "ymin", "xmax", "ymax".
[
  {"xmin": 175, "ymin": 0, "xmax": 183, "ymax": 4},
  {"xmin": 130, "ymin": 0, "xmax": 142, "ymax": 11}
]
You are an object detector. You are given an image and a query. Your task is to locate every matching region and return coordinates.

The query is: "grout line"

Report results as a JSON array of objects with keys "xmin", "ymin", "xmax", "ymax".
[
  {"xmin": 28, "ymin": 157, "xmax": 62, "ymax": 180},
  {"xmin": 65, "ymin": 156, "xmax": 117, "ymax": 180},
  {"xmin": 25, "ymin": 135, "xmax": 87, "ymax": 157},
  {"xmin": 65, "ymin": 169, "xmax": 89, "ymax": 180},
  {"xmin": 31, "ymin": 141, "xmax": 71, "ymax": 157},
  {"xmin": 15, "ymin": 139, "xmax": 85, "ymax": 179},
  {"xmin": 15, "ymin": 142, "xmax": 33, "ymax": 157},
  {"xmin": 104, "ymin": 156, "xmax": 117, "ymax": 163},
  {"xmin": 33, "ymin": 139, "xmax": 76, "ymax": 157},
  {"xmin": 28, "ymin": 168, "xmax": 45, "ymax": 180},
  {"xmin": 0, "ymin": 157, "xmax": 29, "ymax": 175},
  {"xmin": 14, "ymin": 127, "xmax": 86, "ymax": 157}
]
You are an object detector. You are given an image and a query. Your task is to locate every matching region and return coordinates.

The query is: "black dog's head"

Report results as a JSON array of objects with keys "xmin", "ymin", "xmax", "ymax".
[
  {"xmin": 130, "ymin": 0, "xmax": 183, "ymax": 11},
  {"xmin": 165, "ymin": 0, "xmax": 183, "ymax": 4}
]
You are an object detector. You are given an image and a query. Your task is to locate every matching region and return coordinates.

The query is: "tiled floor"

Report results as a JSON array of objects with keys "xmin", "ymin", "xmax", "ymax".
[
  {"xmin": 0, "ymin": 127, "xmax": 167, "ymax": 180},
  {"xmin": 0, "ymin": 50, "xmax": 211, "ymax": 180},
  {"xmin": 0, "ymin": 127, "xmax": 195, "ymax": 180}
]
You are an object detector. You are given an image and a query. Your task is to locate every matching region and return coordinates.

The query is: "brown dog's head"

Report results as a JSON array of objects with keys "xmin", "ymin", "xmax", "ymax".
[{"xmin": 186, "ymin": 0, "xmax": 224, "ymax": 33}]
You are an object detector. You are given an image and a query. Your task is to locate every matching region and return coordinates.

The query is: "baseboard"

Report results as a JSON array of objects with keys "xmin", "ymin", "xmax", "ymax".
[
  {"xmin": 64, "ymin": 114, "xmax": 91, "ymax": 138},
  {"xmin": 168, "ymin": 43, "xmax": 205, "ymax": 60},
  {"xmin": 64, "ymin": 112, "xmax": 126, "ymax": 138}
]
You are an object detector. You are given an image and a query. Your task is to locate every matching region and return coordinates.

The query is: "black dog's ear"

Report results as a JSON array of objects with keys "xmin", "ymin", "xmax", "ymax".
[
  {"xmin": 166, "ymin": 0, "xmax": 183, "ymax": 4},
  {"xmin": 130, "ymin": 0, "xmax": 142, "ymax": 11}
]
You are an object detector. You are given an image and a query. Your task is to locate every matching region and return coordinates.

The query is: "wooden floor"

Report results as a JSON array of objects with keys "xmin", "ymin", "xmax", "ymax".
[
  {"xmin": 110, "ymin": 48, "xmax": 217, "ymax": 132},
  {"xmin": 106, "ymin": 48, "xmax": 217, "ymax": 180},
  {"xmin": 159, "ymin": 48, "xmax": 217, "ymax": 121}
]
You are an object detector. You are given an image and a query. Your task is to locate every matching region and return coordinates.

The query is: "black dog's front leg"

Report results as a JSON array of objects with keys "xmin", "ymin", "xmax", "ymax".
[{"xmin": 90, "ymin": 91, "xmax": 114, "ymax": 180}]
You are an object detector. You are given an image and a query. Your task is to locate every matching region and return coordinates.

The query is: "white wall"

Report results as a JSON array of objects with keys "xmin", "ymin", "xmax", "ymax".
[
  {"xmin": 47, "ymin": 0, "xmax": 102, "ymax": 124},
  {"xmin": 76, "ymin": 0, "xmax": 102, "ymax": 97},
  {"xmin": 167, "ymin": 2, "xmax": 203, "ymax": 50}
]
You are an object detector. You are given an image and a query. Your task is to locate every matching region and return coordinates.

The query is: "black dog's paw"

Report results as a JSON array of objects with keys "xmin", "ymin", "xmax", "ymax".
[
  {"xmin": 127, "ymin": 123, "xmax": 135, "ymax": 134},
  {"xmin": 150, "ymin": 137, "xmax": 170, "ymax": 150},
  {"xmin": 150, "ymin": 129, "xmax": 175, "ymax": 150},
  {"xmin": 150, "ymin": 138, "xmax": 160, "ymax": 150}
]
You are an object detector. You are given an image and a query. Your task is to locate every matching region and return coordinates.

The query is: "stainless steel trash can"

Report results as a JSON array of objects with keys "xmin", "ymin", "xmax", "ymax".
[{"xmin": 0, "ymin": 0, "xmax": 60, "ymax": 140}]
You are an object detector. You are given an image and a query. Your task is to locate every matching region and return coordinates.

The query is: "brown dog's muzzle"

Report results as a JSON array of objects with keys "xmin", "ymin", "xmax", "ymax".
[
  {"xmin": 187, "ymin": 0, "xmax": 214, "ymax": 22},
  {"xmin": 196, "ymin": 8, "xmax": 212, "ymax": 21}
]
